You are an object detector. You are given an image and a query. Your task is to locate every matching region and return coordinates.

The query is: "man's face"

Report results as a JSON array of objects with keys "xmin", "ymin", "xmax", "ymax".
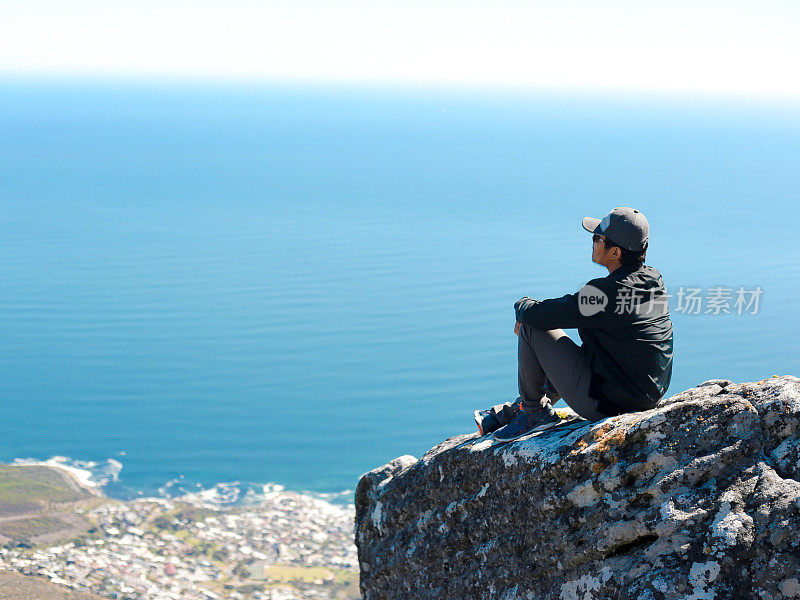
[
  {"xmin": 592, "ymin": 233, "xmax": 622, "ymax": 269},
  {"xmin": 591, "ymin": 233, "xmax": 608, "ymax": 265}
]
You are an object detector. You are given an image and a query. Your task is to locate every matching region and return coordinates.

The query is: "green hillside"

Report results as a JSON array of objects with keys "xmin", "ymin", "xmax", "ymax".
[
  {"xmin": 0, "ymin": 465, "xmax": 93, "ymax": 517},
  {"xmin": 0, "ymin": 465, "xmax": 107, "ymax": 548}
]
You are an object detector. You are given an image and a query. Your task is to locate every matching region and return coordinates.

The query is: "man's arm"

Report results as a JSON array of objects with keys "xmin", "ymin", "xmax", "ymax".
[{"xmin": 515, "ymin": 288, "xmax": 613, "ymax": 330}]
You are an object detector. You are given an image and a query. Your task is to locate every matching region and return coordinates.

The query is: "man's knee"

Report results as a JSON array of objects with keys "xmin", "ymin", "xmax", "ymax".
[{"xmin": 520, "ymin": 322, "xmax": 565, "ymax": 345}]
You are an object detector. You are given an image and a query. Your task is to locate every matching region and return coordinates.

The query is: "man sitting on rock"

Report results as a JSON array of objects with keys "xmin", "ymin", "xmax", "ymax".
[{"xmin": 476, "ymin": 207, "xmax": 674, "ymax": 442}]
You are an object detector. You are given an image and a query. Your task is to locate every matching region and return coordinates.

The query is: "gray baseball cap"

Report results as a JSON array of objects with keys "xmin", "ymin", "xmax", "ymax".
[{"xmin": 582, "ymin": 207, "xmax": 649, "ymax": 251}]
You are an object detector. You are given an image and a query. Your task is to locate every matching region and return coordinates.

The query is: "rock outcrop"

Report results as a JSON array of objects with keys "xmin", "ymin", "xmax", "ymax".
[{"xmin": 355, "ymin": 376, "xmax": 800, "ymax": 600}]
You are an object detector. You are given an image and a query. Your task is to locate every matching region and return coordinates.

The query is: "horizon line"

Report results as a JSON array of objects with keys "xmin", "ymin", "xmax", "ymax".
[{"xmin": 3, "ymin": 71, "xmax": 800, "ymax": 109}]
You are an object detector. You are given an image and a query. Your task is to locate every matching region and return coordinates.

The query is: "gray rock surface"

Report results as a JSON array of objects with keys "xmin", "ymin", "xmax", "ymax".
[{"xmin": 355, "ymin": 376, "xmax": 800, "ymax": 600}]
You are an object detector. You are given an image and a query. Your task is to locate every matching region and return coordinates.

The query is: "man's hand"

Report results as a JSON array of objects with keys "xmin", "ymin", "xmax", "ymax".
[
  {"xmin": 514, "ymin": 296, "xmax": 539, "ymax": 325},
  {"xmin": 514, "ymin": 296, "xmax": 532, "ymax": 313},
  {"xmin": 514, "ymin": 321, "xmax": 521, "ymax": 336}
]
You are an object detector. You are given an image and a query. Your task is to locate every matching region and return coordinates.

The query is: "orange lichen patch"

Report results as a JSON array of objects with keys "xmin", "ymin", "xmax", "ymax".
[
  {"xmin": 590, "ymin": 428, "xmax": 627, "ymax": 455},
  {"xmin": 570, "ymin": 439, "xmax": 590, "ymax": 456},
  {"xmin": 570, "ymin": 426, "xmax": 627, "ymax": 459},
  {"xmin": 606, "ymin": 429, "xmax": 627, "ymax": 447},
  {"xmin": 591, "ymin": 452, "xmax": 620, "ymax": 474},
  {"xmin": 590, "ymin": 423, "xmax": 614, "ymax": 442}
]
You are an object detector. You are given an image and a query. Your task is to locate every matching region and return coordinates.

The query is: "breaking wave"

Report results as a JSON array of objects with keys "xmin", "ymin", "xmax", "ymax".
[{"xmin": 8, "ymin": 454, "xmax": 354, "ymax": 506}]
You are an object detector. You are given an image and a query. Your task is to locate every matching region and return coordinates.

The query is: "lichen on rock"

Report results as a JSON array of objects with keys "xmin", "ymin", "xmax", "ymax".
[{"xmin": 355, "ymin": 375, "xmax": 800, "ymax": 600}]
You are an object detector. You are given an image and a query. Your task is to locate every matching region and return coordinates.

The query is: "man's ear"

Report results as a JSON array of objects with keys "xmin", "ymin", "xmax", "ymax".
[{"xmin": 610, "ymin": 246, "xmax": 622, "ymax": 260}]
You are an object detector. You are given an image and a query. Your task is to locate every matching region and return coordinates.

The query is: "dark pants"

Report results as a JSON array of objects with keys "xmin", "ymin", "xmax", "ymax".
[{"xmin": 489, "ymin": 323, "xmax": 609, "ymax": 425}]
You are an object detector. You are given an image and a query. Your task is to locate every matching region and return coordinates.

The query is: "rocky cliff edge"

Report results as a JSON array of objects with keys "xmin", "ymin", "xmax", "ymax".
[{"xmin": 355, "ymin": 376, "xmax": 800, "ymax": 600}]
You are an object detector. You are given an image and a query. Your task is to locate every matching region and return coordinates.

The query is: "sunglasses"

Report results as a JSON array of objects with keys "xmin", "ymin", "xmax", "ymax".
[{"xmin": 593, "ymin": 234, "xmax": 618, "ymax": 247}]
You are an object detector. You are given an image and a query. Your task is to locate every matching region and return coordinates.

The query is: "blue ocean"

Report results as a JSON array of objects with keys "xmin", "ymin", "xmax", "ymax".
[{"xmin": 1, "ymin": 80, "xmax": 798, "ymax": 500}]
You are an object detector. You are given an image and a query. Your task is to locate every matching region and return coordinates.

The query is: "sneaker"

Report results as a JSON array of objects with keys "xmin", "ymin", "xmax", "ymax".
[
  {"xmin": 492, "ymin": 404, "xmax": 561, "ymax": 442},
  {"xmin": 474, "ymin": 409, "xmax": 498, "ymax": 436},
  {"xmin": 474, "ymin": 398, "xmax": 522, "ymax": 436}
]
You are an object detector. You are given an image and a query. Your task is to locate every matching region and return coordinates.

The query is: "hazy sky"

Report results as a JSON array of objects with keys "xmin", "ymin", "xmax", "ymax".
[{"xmin": 2, "ymin": 0, "xmax": 799, "ymax": 97}]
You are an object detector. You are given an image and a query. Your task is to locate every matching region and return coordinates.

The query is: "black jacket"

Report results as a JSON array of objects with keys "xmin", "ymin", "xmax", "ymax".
[{"xmin": 514, "ymin": 265, "xmax": 673, "ymax": 412}]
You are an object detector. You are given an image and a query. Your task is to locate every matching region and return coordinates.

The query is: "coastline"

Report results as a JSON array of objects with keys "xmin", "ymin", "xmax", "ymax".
[
  {"xmin": 6, "ymin": 454, "xmax": 356, "ymax": 507},
  {"xmin": 0, "ymin": 462, "xmax": 359, "ymax": 600},
  {"xmin": 7, "ymin": 457, "xmax": 103, "ymax": 497}
]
